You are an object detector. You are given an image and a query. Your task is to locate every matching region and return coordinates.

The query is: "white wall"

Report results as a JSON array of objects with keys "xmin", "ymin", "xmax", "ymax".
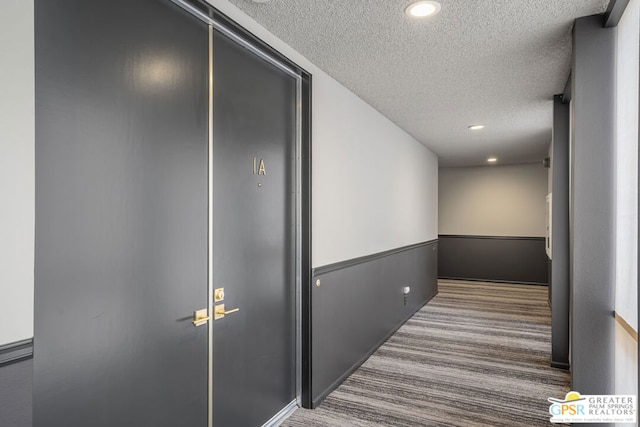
[
  {"xmin": 614, "ymin": 0, "xmax": 638, "ymax": 406},
  {"xmin": 0, "ymin": 0, "xmax": 34, "ymax": 346},
  {"xmin": 614, "ymin": 0, "xmax": 638, "ymax": 332},
  {"xmin": 615, "ymin": 320, "xmax": 638, "ymax": 402},
  {"xmin": 206, "ymin": 0, "xmax": 439, "ymax": 268},
  {"xmin": 439, "ymin": 163, "xmax": 548, "ymax": 237},
  {"xmin": 312, "ymin": 77, "xmax": 438, "ymax": 266}
]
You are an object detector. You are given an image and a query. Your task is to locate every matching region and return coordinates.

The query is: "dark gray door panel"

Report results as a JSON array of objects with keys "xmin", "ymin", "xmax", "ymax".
[
  {"xmin": 212, "ymin": 30, "xmax": 297, "ymax": 427},
  {"xmin": 34, "ymin": 0, "xmax": 208, "ymax": 425}
]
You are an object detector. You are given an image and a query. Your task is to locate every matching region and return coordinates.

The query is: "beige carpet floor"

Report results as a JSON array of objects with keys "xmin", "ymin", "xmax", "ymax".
[{"xmin": 282, "ymin": 280, "xmax": 570, "ymax": 426}]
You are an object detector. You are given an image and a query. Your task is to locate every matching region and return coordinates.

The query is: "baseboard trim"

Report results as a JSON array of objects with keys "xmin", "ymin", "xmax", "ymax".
[
  {"xmin": 313, "ymin": 240, "xmax": 438, "ymax": 276},
  {"xmin": 550, "ymin": 360, "xmax": 570, "ymax": 370},
  {"xmin": 311, "ymin": 292, "xmax": 437, "ymax": 408},
  {"xmin": 438, "ymin": 234, "xmax": 545, "ymax": 241},
  {"xmin": 0, "ymin": 338, "xmax": 34, "ymax": 367},
  {"xmin": 262, "ymin": 399, "xmax": 298, "ymax": 427},
  {"xmin": 438, "ymin": 276, "xmax": 548, "ymax": 286}
]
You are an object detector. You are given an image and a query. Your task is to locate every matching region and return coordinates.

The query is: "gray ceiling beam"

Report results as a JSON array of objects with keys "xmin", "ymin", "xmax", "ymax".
[
  {"xmin": 604, "ymin": 0, "xmax": 631, "ymax": 28},
  {"xmin": 561, "ymin": 73, "xmax": 571, "ymax": 103}
]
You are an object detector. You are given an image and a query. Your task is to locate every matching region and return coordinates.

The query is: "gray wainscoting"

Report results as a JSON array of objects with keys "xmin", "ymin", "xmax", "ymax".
[
  {"xmin": 438, "ymin": 235, "xmax": 548, "ymax": 285},
  {"xmin": 310, "ymin": 240, "xmax": 438, "ymax": 407},
  {"xmin": 550, "ymin": 95, "xmax": 570, "ymax": 370},
  {"xmin": 0, "ymin": 340, "xmax": 33, "ymax": 427}
]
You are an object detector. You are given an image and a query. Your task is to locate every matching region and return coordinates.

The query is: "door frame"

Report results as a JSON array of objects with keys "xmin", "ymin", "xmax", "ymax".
[{"xmin": 169, "ymin": 0, "xmax": 313, "ymax": 423}]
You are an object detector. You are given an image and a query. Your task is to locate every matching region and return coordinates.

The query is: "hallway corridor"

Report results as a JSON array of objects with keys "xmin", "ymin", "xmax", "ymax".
[{"xmin": 284, "ymin": 280, "xmax": 569, "ymax": 426}]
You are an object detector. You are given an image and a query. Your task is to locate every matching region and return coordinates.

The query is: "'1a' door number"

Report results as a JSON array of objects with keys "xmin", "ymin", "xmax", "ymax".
[{"xmin": 253, "ymin": 157, "xmax": 266, "ymax": 175}]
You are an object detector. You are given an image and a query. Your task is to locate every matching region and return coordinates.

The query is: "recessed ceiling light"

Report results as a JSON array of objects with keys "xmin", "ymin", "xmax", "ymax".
[
  {"xmin": 468, "ymin": 124, "xmax": 485, "ymax": 130},
  {"xmin": 487, "ymin": 157, "xmax": 497, "ymax": 163},
  {"xmin": 405, "ymin": 1, "xmax": 441, "ymax": 18}
]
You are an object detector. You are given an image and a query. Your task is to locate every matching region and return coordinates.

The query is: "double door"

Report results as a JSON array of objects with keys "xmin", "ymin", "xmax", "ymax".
[{"xmin": 34, "ymin": 0, "xmax": 300, "ymax": 425}]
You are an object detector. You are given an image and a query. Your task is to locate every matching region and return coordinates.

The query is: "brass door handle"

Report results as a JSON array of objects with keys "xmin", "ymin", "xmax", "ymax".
[
  {"xmin": 192, "ymin": 308, "xmax": 210, "ymax": 326},
  {"xmin": 214, "ymin": 304, "xmax": 239, "ymax": 320}
]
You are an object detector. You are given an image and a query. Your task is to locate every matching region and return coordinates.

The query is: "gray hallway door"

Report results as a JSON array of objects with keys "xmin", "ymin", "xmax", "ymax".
[
  {"xmin": 34, "ymin": 0, "xmax": 209, "ymax": 425},
  {"xmin": 212, "ymin": 29, "xmax": 298, "ymax": 426}
]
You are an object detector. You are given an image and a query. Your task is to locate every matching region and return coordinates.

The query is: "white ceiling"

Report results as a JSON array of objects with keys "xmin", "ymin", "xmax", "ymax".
[{"xmin": 227, "ymin": 0, "xmax": 609, "ymax": 167}]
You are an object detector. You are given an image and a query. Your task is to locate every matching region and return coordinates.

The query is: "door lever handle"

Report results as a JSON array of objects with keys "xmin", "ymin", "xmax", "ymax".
[
  {"xmin": 214, "ymin": 304, "xmax": 239, "ymax": 320},
  {"xmin": 192, "ymin": 308, "xmax": 210, "ymax": 326}
]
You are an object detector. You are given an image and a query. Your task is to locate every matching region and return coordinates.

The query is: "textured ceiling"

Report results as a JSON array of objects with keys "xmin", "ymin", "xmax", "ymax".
[{"xmin": 227, "ymin": 0, "xmax": 609, "ymax": 166}]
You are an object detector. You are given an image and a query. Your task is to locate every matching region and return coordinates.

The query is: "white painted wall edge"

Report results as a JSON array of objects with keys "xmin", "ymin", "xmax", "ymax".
[
  {"xmin": 614, "ymin": 320, "xmax": 638, "ymax": 403},
  {"xmin": 614, "ymin": 0, "xmax": 639, "ymax": 331},
  {"xmin": 0, "ymin": 0, "xmax": 35, "ymax": 345}
]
